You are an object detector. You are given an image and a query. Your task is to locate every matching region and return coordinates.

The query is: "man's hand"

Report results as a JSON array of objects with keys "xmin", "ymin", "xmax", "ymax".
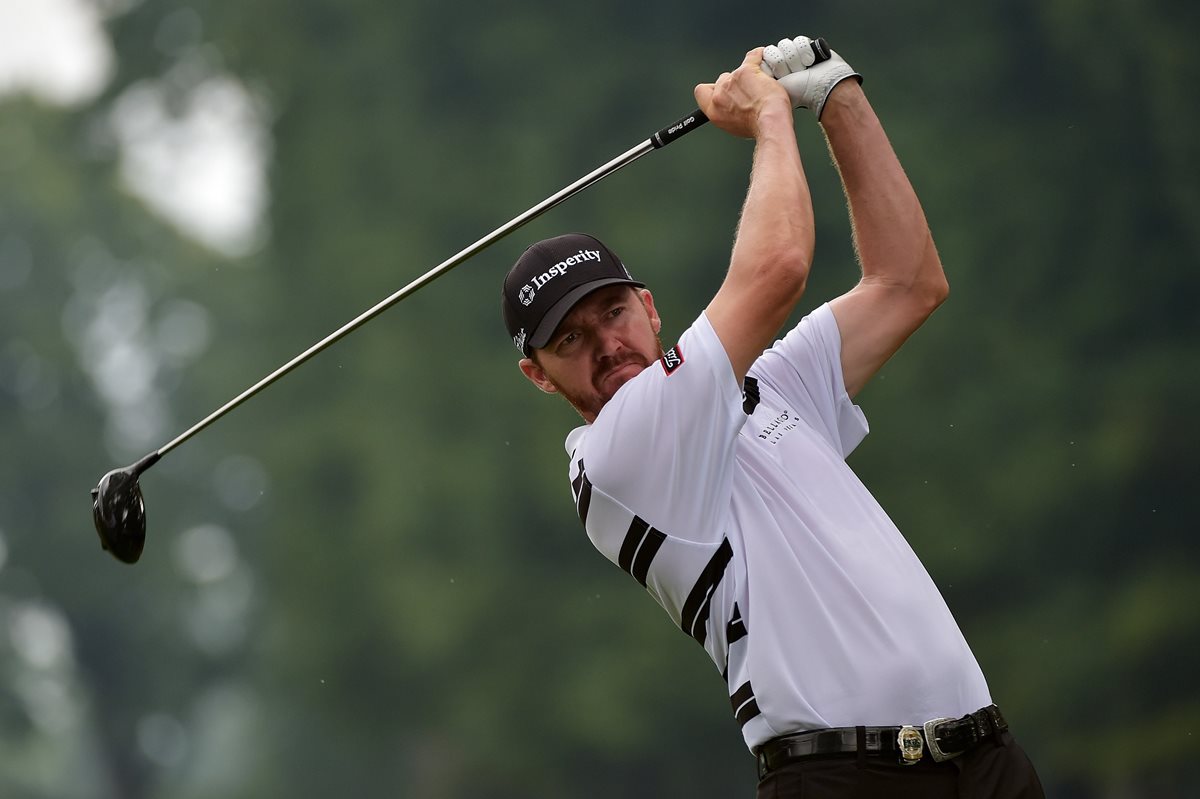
[
  {"xmin": 694, "ymin": 48, "xmax": 793, "ymax": 139},
  {"xmin": 761, "ymin": 36, "xmax": 861, "ymax": 119}
]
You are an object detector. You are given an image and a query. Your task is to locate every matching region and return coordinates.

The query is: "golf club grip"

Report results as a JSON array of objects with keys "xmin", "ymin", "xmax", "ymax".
[{"xmin": 651, "ymin": 110, "xmax": 709, "ymax": 148}]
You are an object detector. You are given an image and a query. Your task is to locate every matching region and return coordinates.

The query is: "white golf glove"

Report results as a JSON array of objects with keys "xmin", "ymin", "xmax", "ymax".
[{"xmin": 760, "ymin": 36, "xmax": 861, "ymax": 119}]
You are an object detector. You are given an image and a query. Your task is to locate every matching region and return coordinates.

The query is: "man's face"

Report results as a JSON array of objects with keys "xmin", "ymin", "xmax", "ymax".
[{"xmin": 519, "ymin": 285, "xmax": 663, "ymax": 423}]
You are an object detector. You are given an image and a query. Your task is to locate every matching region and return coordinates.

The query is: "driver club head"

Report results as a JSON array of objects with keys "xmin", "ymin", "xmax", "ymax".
[{"xmin": 91, "ymin": 453, "xmax": 160, "ymax": 564}]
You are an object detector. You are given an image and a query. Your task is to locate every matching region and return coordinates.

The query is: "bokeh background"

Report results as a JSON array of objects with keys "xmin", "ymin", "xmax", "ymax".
[{"xmin": 2, "ymin": 1, "xmax": 1197, "ymax": 797}]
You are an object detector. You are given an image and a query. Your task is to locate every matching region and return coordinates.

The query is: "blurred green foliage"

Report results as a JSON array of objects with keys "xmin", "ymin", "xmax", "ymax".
[{"xmin": 1, "ymin": 1, "xmax": 1197, "ymax": 797}]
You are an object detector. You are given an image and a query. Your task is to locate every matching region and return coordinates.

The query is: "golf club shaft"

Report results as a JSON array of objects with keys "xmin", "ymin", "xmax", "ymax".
[{"xmin": 154, "ymin": 109, "xmax": 710, "ymax": 459}]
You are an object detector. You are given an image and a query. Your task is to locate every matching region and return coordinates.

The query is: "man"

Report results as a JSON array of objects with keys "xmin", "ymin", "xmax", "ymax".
[{"xmin": 501, "ymin": 36, "xmax": 1043, "ymax": 797}]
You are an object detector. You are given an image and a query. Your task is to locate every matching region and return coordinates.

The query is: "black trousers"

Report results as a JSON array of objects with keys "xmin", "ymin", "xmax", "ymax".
[{"xmin": 755, "ymin": 731, "xmax": 1044, "ymax": 799}]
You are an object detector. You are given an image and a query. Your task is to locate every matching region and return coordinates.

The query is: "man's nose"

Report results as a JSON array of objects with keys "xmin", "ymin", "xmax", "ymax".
[{"xmin": 593, "ymin": 327, "xmax": 625, "ymax": 360}]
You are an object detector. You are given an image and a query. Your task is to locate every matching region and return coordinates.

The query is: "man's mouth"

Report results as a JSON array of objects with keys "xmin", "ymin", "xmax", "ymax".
[{"xmin": 597, "ymin": 360, "xmax": 644, "ymax": 391}]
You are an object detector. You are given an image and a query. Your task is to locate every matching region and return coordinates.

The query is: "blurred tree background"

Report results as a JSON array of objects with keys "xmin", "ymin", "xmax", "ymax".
[{"xmin": 1, "ymin": 0, "xmax": 1196, "ymax": 796}]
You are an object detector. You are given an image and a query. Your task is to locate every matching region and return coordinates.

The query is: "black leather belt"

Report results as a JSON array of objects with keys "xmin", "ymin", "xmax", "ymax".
[{"xmin": 756, "ymin": 705, "xmax": 1008, "ymax": 777}]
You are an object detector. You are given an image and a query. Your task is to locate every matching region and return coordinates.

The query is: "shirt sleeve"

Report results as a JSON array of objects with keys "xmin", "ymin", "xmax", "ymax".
[
  {"xmin": 750, "ymin": 303, "xmax": 869, "ymax": 458},
  {"xmin": 572, "ymin": 312, "xmax": 746, "ymax": 545}
]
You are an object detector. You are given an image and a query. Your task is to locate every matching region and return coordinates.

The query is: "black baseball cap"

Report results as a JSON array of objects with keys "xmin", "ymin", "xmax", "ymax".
[{"xmin": 502, "ymin": 233, "xmax": 643, "ymax": 356}]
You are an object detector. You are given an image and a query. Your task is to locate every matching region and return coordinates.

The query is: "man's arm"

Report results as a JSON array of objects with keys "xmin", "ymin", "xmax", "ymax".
[
  {"xmin": 822, "ymin": 81, "xmax": 950, "ymax": 398},
  {"xmin": 694, "ymin": 49, "xmax": 816, "ymax": 384}
]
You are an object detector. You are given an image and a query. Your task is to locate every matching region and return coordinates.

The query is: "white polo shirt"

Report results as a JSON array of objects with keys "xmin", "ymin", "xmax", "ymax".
[{"xmin": 564, "ymin": 304, "xmax": 992, "ymax": 751}]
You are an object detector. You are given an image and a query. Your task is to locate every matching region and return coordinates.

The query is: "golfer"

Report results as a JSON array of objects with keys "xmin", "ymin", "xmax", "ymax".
[{"xmin": 502, "ymin": 37, "xmax": 1043, "ymax": 797}]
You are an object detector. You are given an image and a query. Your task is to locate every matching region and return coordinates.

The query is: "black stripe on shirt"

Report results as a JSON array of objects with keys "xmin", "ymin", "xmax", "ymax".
[
  {"xmin": 730, "ymin": 680, "xmax": 761, "ymax": 727},
  {"xmin": 618, "ymin": 516, "xmax": 649, "ymax": 573},
  {"xmin": 617, "ymin": 516, "xmax": 665, "ymax": 587},
  {"xmin": 736, "ymin": 699, "xmax": 761, "ymax": 727},
  {"xmin": 571, "ymin": 463, "xmax": 583, "ymax": 500},
  {"xmin": 727, "ymin": 603, "xmax": 747, "ymax": 645},
  {"xmin": 722, "ymin": 605, "xmax": 746, "ymax": 684},
  {"xmin": 742, "ymin": 376, "xmax": 760, "ymax": 415},
  {"xmin": 630, "ymin": 528, "xmax": 665, "ymax": 587},
  {"xmin": 572, "ymin": 463, "xmax": 593, "ymax": 526},
  {"xmin": 680, "ymin": 538, "xmax": 733, "ymax": 646}
]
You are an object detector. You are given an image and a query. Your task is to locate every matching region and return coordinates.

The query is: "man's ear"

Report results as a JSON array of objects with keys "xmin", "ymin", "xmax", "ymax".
[
  {"xmin": 639, "ymin": 288, "xmax": 662, "ymax": 335},
  {"xmin": 519, "ymin": 357, "xmax": 559, "ymax": 394}
]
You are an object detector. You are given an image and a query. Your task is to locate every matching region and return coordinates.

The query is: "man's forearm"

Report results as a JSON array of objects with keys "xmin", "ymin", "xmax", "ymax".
[
  {"xmin": 820, "ymin": 82, "xmax": 945, "ymax": 295},
  {"xmin": 729, "ymin": 109, "xmax": 815, "ymax": 292}
]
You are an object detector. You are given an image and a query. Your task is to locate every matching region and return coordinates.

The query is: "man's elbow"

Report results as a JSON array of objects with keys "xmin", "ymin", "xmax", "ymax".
[
  {"xmin": 916, "ymin": 245, "xmax": 949, "ymax": 311},
  {"xmin": 780, "ymin": 250, "xmax": 813, "ymax": 294},
  {"xmin": 924, "ymin": 271, "xmax": 950, "ymax": 310},
  {"xmin": 755, "ymin": 249, "xmax": 811, "ymax": 304},
  {"xmin": 912, "ymin": 233, "xmax": 948, "ymax": 311},
  {"xmin": 899, "ymin": 268, "xmax": 948, "ymax": 326}
]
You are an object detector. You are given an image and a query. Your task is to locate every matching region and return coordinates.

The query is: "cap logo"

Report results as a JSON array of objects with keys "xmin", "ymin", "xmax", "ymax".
[
  {"xmin": 527, "ymin": 249, "xmax": 601, "ymax": 292},
  {"xmin": 518, "ymin": 285, "xmax": 536, "ymax": 306}
]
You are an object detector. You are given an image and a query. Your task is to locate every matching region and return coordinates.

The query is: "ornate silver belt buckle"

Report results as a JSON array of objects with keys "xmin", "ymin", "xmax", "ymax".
[
  {"xmin": 923, "ymin": 717, "xmax": 956, "ymax": 762},
  {"xmin": 897, "ymin": 725, "xmax": 924, "ymax": 765}
]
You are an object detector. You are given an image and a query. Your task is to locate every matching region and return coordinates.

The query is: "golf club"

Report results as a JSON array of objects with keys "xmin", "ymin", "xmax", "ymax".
[{"xmin": 90, "ymin": 39, "xmax": 832, "ymax": 563}]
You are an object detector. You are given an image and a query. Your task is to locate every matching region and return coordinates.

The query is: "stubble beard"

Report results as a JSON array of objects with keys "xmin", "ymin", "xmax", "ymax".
[{"xmin": 552, "ymin": 334, "xmax": 664, "ymax": 421}]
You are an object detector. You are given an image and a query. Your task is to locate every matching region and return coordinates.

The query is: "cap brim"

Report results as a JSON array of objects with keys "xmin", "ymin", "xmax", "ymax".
[{"xmin": 526, "ymin": 277, "xmax": 645, "ymax": 352}]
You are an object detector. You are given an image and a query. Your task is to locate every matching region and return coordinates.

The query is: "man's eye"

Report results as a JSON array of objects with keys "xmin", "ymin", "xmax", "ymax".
[{"xmin": 608, "ymin": 306, "xmax": 624, "ymax": 318}]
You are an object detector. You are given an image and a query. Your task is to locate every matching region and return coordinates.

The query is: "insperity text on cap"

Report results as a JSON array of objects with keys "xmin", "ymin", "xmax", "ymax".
[{"xmin": 501, "ymin": 233, "xmax": 643, "ymax": 356}]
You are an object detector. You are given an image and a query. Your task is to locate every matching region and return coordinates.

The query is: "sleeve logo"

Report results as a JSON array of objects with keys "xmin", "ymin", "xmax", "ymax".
[{"xmin": 660, "ymin": 344, "xmax": 684, "ymax": 375}]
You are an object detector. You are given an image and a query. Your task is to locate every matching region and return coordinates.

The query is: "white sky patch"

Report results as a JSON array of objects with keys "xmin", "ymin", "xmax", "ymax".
[
  {"xmin": 8, "ymin": 602, "xmax": 74, "ymax": 670},
  {"xmin": 0, "ymin": 0, "xmax": 114, "ymax": 106},
  {"xmin": 0, "ymin": 0, "xmax": 270, "ymax": 257},
  {"xmin": 110, "ymin": 72, "xmax": 271, "ymax": 258}
]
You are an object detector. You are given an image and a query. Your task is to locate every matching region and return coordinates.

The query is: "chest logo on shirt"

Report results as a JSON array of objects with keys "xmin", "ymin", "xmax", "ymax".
[
  {"xmin": 757, "ymin": 409, "xmax": 799, "ymax": 445},
  {"xmin": 660, "ymin": 344, "xmax": 684, "ymax": 375}
]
